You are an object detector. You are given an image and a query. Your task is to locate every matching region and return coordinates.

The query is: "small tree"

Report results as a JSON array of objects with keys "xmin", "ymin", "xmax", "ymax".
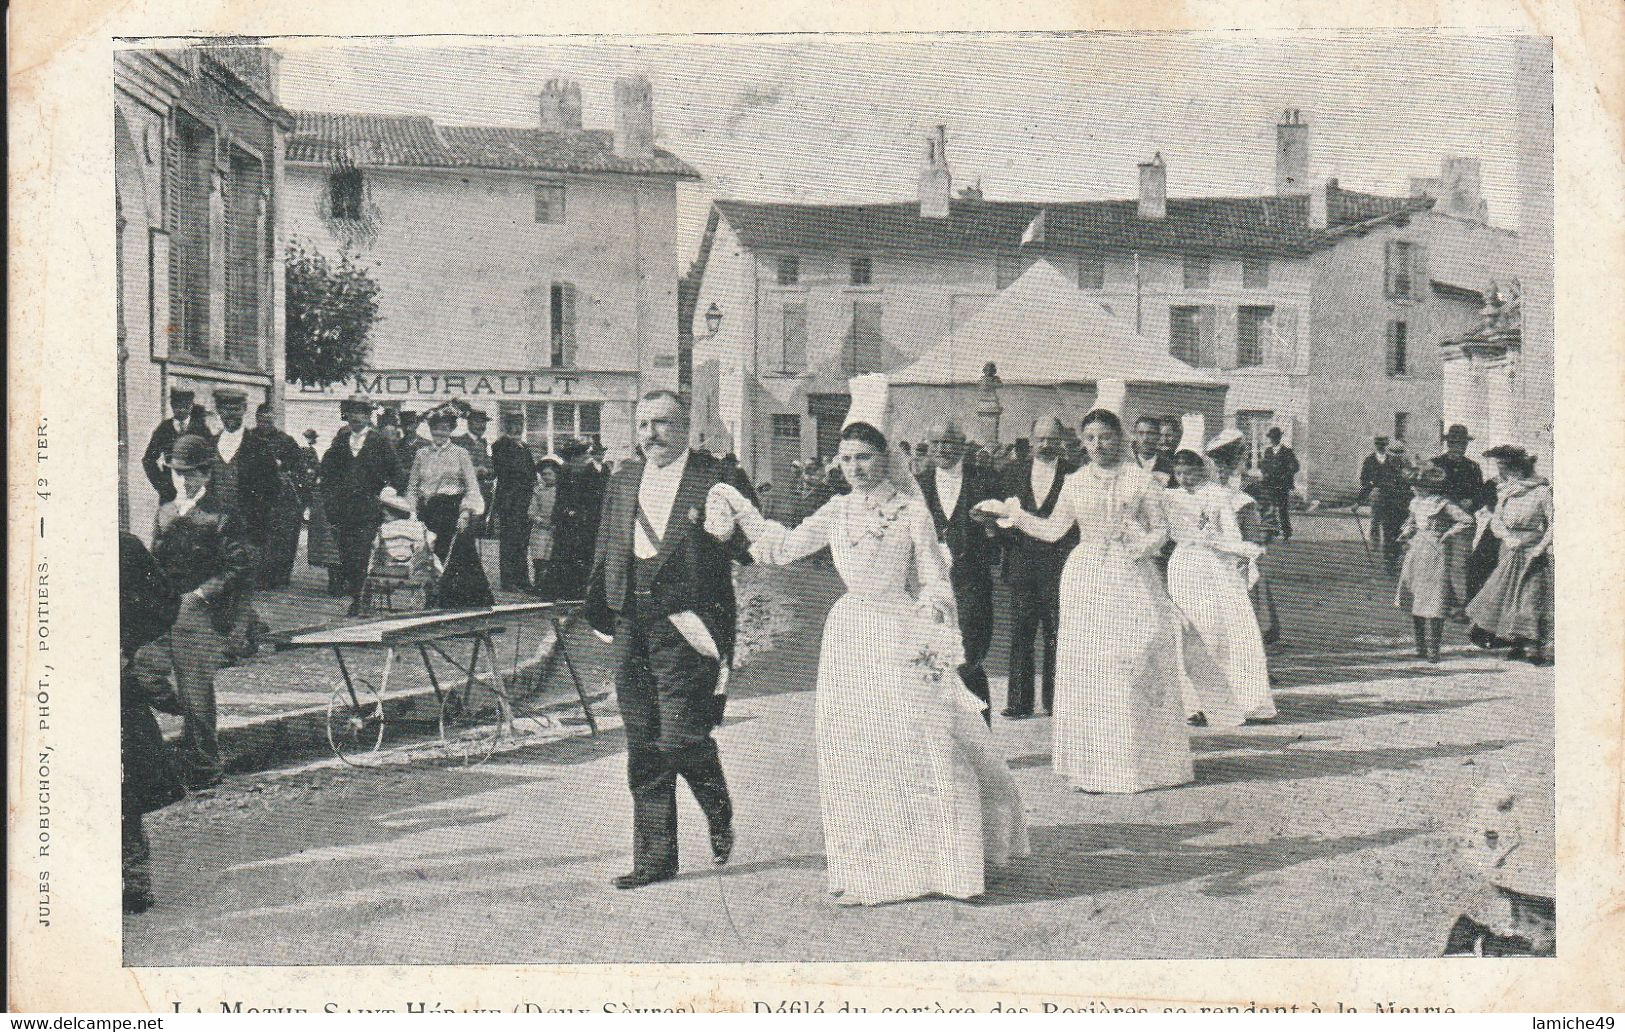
[{"xmin": 284, "ymin": 240, "xmax": 382, "ymax": 388}]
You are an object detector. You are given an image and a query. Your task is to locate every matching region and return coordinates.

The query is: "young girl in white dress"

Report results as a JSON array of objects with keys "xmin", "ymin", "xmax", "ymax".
[
  {"xmin": 708, "ymin": 376, "xmax": 1028, "ymax": 906},
  {"xmin": 981, "ymin": 409, "xmax": 1196, "ymax": 794},
  {"xmin": 1165, "ymin": 449, "xmax": 1275, "ymax": 724}
]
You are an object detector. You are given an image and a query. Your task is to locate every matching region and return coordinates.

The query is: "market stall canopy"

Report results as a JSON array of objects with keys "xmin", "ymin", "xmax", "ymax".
[{"xmin": 889, "ymin": 260, "xmax": 1221, "ymax": 387}]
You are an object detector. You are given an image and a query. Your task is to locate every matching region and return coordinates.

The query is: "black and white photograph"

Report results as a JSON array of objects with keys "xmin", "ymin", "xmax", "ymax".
[{"xmin": 102, "ymin": 31, "xmax": 1568, "ymax": 969}]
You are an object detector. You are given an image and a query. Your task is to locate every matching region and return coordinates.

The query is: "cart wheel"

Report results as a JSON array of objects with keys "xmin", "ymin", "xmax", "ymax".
[
  {"xmin": 327, "ymin": 679, "xmax": 385, "ymax": 765},
  {"xmin": 436, "ymin": 678, "xmax": 510, "ymax": 767}
]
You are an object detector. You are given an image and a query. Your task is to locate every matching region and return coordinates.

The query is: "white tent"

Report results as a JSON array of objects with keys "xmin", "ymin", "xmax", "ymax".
[
  {"xmin": 891, "ymin": 259, "xmax": 1221, "ymax": 387},
  {"xmin": 886, "ymin": 260, "xmax": 1226, "ymax": 447}
]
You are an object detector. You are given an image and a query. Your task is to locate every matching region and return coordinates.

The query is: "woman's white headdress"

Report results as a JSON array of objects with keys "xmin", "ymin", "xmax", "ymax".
[{"xmin": 842, "ymin": 373, "xmax": 921, "ymax": 498}]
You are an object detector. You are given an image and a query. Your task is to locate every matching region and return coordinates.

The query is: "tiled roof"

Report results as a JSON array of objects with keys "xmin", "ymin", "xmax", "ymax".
[
  {"xmin": 714, "ymin": 185, "xmax": 1430, "ymax": 258},
  {"xmin": 287, "ymin": 111, "xmax": 699, "ymax": 179}
]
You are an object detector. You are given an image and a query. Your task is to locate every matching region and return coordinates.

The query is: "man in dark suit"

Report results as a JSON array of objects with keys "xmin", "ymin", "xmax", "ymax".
[
  {"xmin": 1429, "ymin": 424, "xmax": 1485, "ymax": 614},
  {"xmin": 319, "ymin": 395, "xmax": 402, "ymax": 615},
  {"xmin": 1131, "ymin": 415, "xmax": 1178, "ymax": 486},
  {"xmin": 150, "ymin": 435, "xmax": 258, "ymax": 789},
  {"xmin": 1358, "ymin": 436, "xmax": 1412, "ymax": 571},
  {"xmin": 916, "ymin": 420, "xmax": 1001, "ymax": 722},
  {"xmin": 239, "ymin": 402, "xmax": 305, "ymax": 588},
  {"xmin": 584, "ymin": 390, "xmax": 753, "ymax": 889},
  {"xmin": 1000, "ymin": 415, "xmax": 1077, "ymax": 718},
  {"xmin": 1259, "ymin": 427, "xmax": 1301, "ymax": 542},
  {"xmin": 543, "ymin": 438, "xmax": 604, "ymax": 601},
  {"xmin": 491, "ymin": 409, "xmax": 538, "ymax": 591},
  {"xmin": 141, "ymin": 387, "xmax": 199, "ymax": 504},
  {"xmin": 453, "ymin": 409, "xmax": 495, "ymax": 529}
]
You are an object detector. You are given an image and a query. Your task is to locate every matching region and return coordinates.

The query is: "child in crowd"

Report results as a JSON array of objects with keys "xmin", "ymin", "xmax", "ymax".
[{"xmin": 1396, "ymin": 465, "xmax": 1474, "ymax": 662}]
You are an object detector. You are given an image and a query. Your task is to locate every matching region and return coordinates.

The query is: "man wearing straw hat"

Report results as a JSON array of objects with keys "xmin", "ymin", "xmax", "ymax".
[{"xmin": 319, "ymin": 394, "xmax": 402, "ymax": 616}]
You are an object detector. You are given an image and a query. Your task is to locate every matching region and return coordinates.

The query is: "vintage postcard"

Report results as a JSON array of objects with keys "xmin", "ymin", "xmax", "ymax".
[{"xmin": 8, "ymin": 0, "xmax": 1623, "ymax": 1015}]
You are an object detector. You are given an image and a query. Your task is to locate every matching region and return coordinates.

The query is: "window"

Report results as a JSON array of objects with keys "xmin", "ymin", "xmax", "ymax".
[
  {"xmin": 847, "ymin": 300, "xmax": 884, "ymax": 375},
  {"xmin": 1077, "ymin": 254, "xmax": 1106, "ymax": 290},
  {"xmin": 1385, "ymin": 240, "xmax": 1427, "ymax": 299},
  {"xmin": 534, "ymin": 181, "xmax": 566, "ymax": 224},
  {"xmin": 550, "ymin": 282, "xmax": 577, "ymax": 367},
  {"xmin": 996, "ymin": 254, "xmax": 1029, "ymax": 290},
  {"xmin": 328, "ymin": 166, "xmax": 364, "ymax": 221},
  {"xmin": 1386, "ymin": 319, "xmax": 1409, "ymax": 375},
  {"xmin": 1169, "ymin": 305, "xmax": 1217, "ymax": 367},
  {"xmin": 1236, "ymin": 306, "xmax": 1274, "ymax": 368},
  {"xmin": 1183, "ymin": 254, "xmax": 1211, "ymax": 289},
  {"xmin": 849, "ymin": 256, "xmax": 872, "ymax": 286},
  {"xmin": 776, "ymin": 255, "xmax": 800, "ymax": 286},
  {"xmin": 225, "ymin": 148, "xmax": 265, "ymax": 369},
  {"xmin": 1242, "ymin": 257, "xmax": 1270, "ymax": 289},
  {"xmin": 510, "ymin": 400, "xmax": 602, "ymax": 455},
  {"xmin": 1170, "ymin": 306, "xmax": 1201, "ymax": 365},
  {"xmin": 172, "ymin": 110, "xmax": 215, "ymax": 359},
  {"xmin": 780, "ymin": 303, "xmax": 807, "ymax": 373},
  {"xmin": 771, "ymin": 414, "xmax": 801, "ymax": 438},
  {"xmin": 1394, "ymin": 412, "xmax": 1410, "ymax": 443}
]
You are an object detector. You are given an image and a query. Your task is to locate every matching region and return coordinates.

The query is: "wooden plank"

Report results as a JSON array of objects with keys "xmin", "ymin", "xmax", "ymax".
[{"xmin": 284, "ymin": 602, "xmax": 564, "ymax": 648}]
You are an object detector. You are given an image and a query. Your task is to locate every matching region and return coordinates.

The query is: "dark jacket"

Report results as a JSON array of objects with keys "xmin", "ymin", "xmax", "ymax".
[
  {"xmin": 1260, "ymin": 445, "xmax": 1300, "ymax": 491},
  {"xmin": 319, "ymin": 427, "xmax": 401, "ymax": 530},
  {"xmin": 583, "ymin": 451, "xmax": 753, "ymax": 658},
  {"xmin": 1430, "ymin": 452, "xmax": 1485, "ymax": 511},
  {"xmin": 1002, "ymin": 456, "xmax": 1078, "ymax": 591},
  {"xmin": 917, "ymin": 463, "xmax": 1001, "ymax": 588},
  {"xmin": 238, "ymin": 427, "xmax": 303, "ymax": 522},
  {"xmin": 491, "ymin": 435, "xmax": 538, "ymax": 516},
  {"xmin": 120, "ymin": 533, "xmax": 185, "ymax": 815},
  {"xmin": 1359, "ymin": 452, "xmax": 1412, "ymax": 507},
  {"xmin": 151, "ymin": 490, "xmax": 258, "ymax": 632},
  {"xmin": 141, "ymin": 418, "xmax": 188, "ymax": 503}
]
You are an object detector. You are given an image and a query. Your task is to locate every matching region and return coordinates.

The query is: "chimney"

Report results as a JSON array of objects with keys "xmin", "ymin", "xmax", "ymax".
[
  {"xmin": 1138, "ymin": 152, "xmax": 1167, "ymax": 219},
  {"xmin": 1276, "ymin": 108, "xmax": 1310, "ymax": 196},
  {"xmin": 613, "ymin": 75, "xmax": 655, "ymax": 160},
  {"xmin": 1308, "ymin": 177, "xmax": 1331, "ymax": 229},
  {"xmin": 540, "ymin": 78, "xmax": 583, "ymax": 132},
  {"xmin": 919, "ymin": 125, "xmax": 952, "ymax": 219}
]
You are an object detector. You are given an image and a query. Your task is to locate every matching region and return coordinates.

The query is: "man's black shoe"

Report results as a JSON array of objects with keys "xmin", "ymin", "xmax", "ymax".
[
  {"xmin": 613, "ymin": 869, "xmax": 675, "ymax": 890},
  {"xmin": 711, "ymin": 826, "xmax": 735, "ymax": 866},
  {"xmin": 1000, "ymin": 708, "xmax": 1032, "ymax": 719}
]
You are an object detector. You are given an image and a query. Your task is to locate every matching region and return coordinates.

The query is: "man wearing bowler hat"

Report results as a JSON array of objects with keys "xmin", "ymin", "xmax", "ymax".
[
  {"xmin": 454, "ymin": 408, "xmax": 496, "ymax": 528},
  {"xmin": 1259, "ymin": 427, "xmax": 1301, "ymax": 542},
  {"xmin": 319, "ymin": 394, "xmax": 402, "ymax": 615},
  {"xmin": 1430, "ymin": 424, "xmax": 1486, "ymax": 614},
  {"xmin": 150, "ymin": 434, "xmax": 257, "ymax": 789},
  {"xmin": 491, "ymin": 409, "xmax": 538, "ymax": 591}
]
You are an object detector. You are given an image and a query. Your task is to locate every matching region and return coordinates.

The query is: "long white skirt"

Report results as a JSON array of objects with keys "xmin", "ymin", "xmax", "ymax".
[
  {"xmin": 816, "ymin": 592, "xmax": 1030, "ymax": 905},
  {"xmin": 1053, "ymin": 546, "xmax": 1194, "ymax": 793},
  {"xmin": 1169, "ymin": 544, "xmax": 1276, "ymax": 722}
]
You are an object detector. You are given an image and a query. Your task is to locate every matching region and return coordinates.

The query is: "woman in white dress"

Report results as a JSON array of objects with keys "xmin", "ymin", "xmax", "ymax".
[
  {"xmin": 1165, "ymin": 449, "xmax": 1275, "ymax": 724},
  {"xmin": 710, "ymin": 377, "xmax": 1028, "ymax": 906},
  {"xmin": 981, "ymin": 409, "xmax": 1195, "ymax": 794}
]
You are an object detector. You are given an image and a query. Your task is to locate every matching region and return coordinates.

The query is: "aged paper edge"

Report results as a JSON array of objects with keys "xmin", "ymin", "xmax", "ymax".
[{"xmin": 7, "ymin": 0, "xmax": 1624, "ymax": 1013}]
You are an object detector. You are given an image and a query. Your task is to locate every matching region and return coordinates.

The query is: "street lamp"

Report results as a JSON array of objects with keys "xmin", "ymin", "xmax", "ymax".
[{"xmin": 704, "ymin": 303, "xmax": 723, "ymax": 337}]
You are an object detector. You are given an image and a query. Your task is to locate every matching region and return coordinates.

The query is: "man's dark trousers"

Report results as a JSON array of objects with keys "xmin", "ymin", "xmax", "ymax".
[
  {"xmin": 614, "ymin": 592, "xmax": 731, "ymax": 876},
  {"xmin": 954, "ymin": 577, "xmax": 993, "ymax": 716},
  {"xmin": 1008, "ymin": 581, "xmax": 1059, "ymax": 714}
]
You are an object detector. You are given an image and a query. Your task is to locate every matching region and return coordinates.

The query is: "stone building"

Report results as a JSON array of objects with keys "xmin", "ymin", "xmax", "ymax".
[
  {"xmin": 282, "ymin": 76, "xmax": 696, "ymax": 460},
  {"xmin": 115, "ymin": 45, "xmax": 295, "ymax": 540},
  {"xmin": 688, "ymin": 113, "xmax": 1518, "ymax": 500}
]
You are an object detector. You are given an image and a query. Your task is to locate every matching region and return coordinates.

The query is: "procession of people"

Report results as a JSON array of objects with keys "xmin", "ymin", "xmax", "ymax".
[{"xmin": 122, "ymin": 377, "xmax": 1552, "ymax": 915}]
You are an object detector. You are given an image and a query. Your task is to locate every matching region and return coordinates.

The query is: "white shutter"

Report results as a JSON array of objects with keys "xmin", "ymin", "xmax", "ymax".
[
  {"xmin": 1197, "ymin": 305, "xmax": 1218, "ymax": 368},
  {"xmin": 1270, "ymin": 308, "xmax": 1301, "ymax": 372},
  {"xmin": 1410, "ymin": 243, "xmax": 1429, "ymax": 300}
]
